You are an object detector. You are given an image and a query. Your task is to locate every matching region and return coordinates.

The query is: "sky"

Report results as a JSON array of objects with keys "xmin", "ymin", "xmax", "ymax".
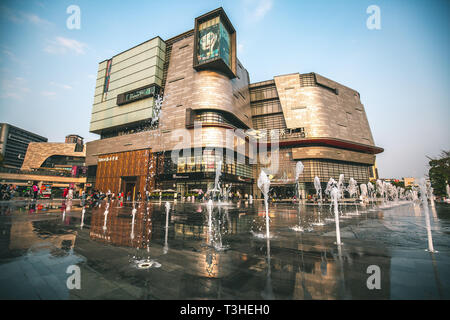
[{"xmin": 0, "ymin": 0, "xmax": 449, "ymax": 179}]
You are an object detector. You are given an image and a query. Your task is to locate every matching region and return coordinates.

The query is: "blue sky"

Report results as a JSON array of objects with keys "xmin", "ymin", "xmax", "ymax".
[{"xmin": 0, "ymin": 0, "xmax": 449, "ymax": 179}]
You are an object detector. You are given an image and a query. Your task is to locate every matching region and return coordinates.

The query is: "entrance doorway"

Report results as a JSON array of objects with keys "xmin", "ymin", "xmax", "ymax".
[{"xmin": 121, "ymin": 176, "xmax": 138, "ymax": 202}]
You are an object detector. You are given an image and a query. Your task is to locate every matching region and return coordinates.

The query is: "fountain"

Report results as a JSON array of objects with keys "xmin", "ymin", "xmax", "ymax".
[
  {"xmin": 418, "ymin": 177, "xmax": 437, "ymax": 253},
  {"xmin": 367, "ymin": 182, "xmax": 375, "ymax": 207},
  {"xmin": 80, "ymin": 206, "xmax": 85, "ymax": 229},
  {"xmin": 312, "ymin": 176, "xmax": 325, "ymax": 226},
  {"xmin": 314, "ymin": 176, "xmax": 322, "ymax": 205},
  {"xmin": 207, "ymin": 199, "xmax": 213, "ymax": 246},
  {"xmin": 446, "ymin": 182, "xmax": 450, "ymax": 203},
  {"xmin": 102, "ymin": 202, "xmax": 109, "ymax": 232},
  {"xmin": 360, "ymin": 183, "xmax": 368, "ymax": 204},
  {"xmin": 211, "ymin": 160, "xmax": 223, "ymax": 200},
  {"xmin": 426, "ymin": 181, "xmax": 435, "ymax": 207},
  {"xmin": 261, "ymin": 232, "xmax": 274, "ymax": 300},
  {"xmin": 325, "ymin": 177, "xmax": 335, "ymax": 214},
  {"xmin": 337, "ymin": 174, "xmax": 345, "ymax": 200},
  {"xmin": 295, "ymin": 161, "xmax": 304, "ymax": 201},
  {"xmin": 257, "ymin": 170, "xmax": 271, "ymax": 239},
  {"xmin": 376, "ymin": 179, "xmax": 385, "ymax": 206},
  {"xmin": 347, "ymin": 178, "xmax": 359, "ymax": 215},
  {"xmin": 330, "ymin": 178, "xmax": 342, "ymax": 245},
  {"xmin": 164, "ymin": 201, "xmax": 170, "ymax": 254},
  {"xmin": 130, "ymin": 206, "xmax": 137, "ymax": 240}
]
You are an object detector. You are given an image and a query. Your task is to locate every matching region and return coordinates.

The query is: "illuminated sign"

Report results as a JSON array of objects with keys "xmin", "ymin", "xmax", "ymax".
[
  {"xmin": 117, "ymin": 84, "xmax": 160, "ymax": 106},
  {"xmin": 193, "ymin": 8, "xmax": 236, "ymax": 78}
]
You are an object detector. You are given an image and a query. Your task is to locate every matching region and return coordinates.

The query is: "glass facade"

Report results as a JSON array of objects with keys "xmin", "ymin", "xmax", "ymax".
[
  {"xmin": 195, "ymin": 111, "xmax": 230, "ymax": 126},
  {"xmin": 156, "ymin": 150, "xmax": 252, "ymax": 178},
  {"xmin": 259, "ymin": 150, "xmax": 370, "ymax": 184}
]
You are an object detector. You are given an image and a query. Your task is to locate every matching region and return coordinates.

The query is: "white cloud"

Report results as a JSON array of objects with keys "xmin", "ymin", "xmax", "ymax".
[
  {"xmin": 238, "ymin": 42, "xmax": 245, "ymax": 55},
  {"xmin": 0, "ymin": 6, "xmax": 51, "ymax": 26},
  {"xmin": 1, "ymin": 49, "xmax": 26, "ymax": 66},
  {"xmin": 50, "ymin": 81, "xmax": 72, "ymax": 90},
  {"xmin": 41, "ymin": 91, "xmax": 56, "ymax": 97},
  {"xmin": 254, "ymin": 0, "xmax": 273, "ymax": 20},
  {"xmin": 0, "ymin": 77, "xmax": 30, "ymax": 100},
  {"xmin": 44, "ymin": 37, "xmax": 87, "ymax": 55},
  {"xmin": 245, "ymin": 0, "xmax": 273, "ymax": 22}
]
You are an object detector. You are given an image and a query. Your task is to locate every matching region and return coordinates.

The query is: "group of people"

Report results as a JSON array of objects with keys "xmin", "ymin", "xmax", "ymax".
[{"xmin": 0, "ymin": 184, "xmax": 17, "ymax": 200}]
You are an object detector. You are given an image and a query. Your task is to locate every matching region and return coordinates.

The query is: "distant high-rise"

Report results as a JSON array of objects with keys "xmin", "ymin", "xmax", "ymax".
[{"xmin": 0, "ymin": 123, "xmax": 47, "ymax": 169}]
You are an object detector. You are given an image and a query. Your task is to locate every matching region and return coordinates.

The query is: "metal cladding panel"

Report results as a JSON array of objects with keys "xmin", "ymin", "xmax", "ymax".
[{"xmin": 90, "ymin": 38, "xmax": 166, "ymax": 134}]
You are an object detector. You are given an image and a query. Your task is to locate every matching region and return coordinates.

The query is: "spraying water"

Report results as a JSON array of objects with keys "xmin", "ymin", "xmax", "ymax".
[
  {"xmin": 130, "ymin": 206, "xmax": 137, "ymax": 240},
  {"xmin": 347, "ymin": 178, "xmax": 359, "ymax": 215},
  {"xmin": 102, "ymin": 202, "xmax": 110, "ymax": 232},
  {"xmin": 207, "ymin": 199, "xmax": 213, "ymax": 245},
  {"xmin": 212, "ymin": 160, "xmax": 223, "ymax": 199},
  {"xmin": 337, "ymin": 174, "xmax": 345, "ymax": 200},
  {"xmin": 367, "ymin": 182, "xmax": 375, "ymax": 206},
  {"xmin": 164, "ymin": 202, "xmax": 170, "ymax": 254},
  {"xmin": 360, "ymin": 184, "xmax": 368, "ymax": 204},
  {"xmin": 426, "ymin": 181, "xmax": 435, "ymax": 207},
  {"xmin": 295, "ymin": 161, "xmax": 304, "ymax": 200},
  {"xmin": 314, "ymin": 176, "xmax": 322, "ymax": 205},
  {"xmin": 80, "ymin": 206, "xmax": 85, "ymax": 229},
  {"xmin": 418, "ymin": 177, "xmax": 437, "ymax": 253},
  {"xmin": 330, "ymin": 179, "xmax": 342, "ymax": 245},
  {"xmin": 258, "ymin": 170, "xmax": 271, "ymax": 239}
]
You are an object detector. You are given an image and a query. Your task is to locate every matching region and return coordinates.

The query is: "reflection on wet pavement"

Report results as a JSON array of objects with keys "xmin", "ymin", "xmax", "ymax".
[{"xmin": 0, "ymin": 199, "xmax": 449, "ymax": 299}]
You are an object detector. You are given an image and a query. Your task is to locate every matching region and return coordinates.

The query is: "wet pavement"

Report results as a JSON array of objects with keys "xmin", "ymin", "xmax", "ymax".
[{"xmin": 0, "ymin": 199, "xmax": 449, "ymax": 300}]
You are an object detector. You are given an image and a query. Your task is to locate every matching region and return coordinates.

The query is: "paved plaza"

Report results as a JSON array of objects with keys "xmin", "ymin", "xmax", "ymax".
[{"xmin": 0, "ymin": 199, "xmax": 449, "ymax": 300}]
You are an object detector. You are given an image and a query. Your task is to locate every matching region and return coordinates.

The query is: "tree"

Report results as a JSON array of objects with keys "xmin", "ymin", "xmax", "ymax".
[{"xmin": 428, "ymin": 150, "xmax": 450, "ymax": 197}]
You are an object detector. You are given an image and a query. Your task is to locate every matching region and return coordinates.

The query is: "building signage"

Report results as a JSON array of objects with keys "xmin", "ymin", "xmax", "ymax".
[
  {"xmin": 173, "ymin": 174, "xmax": 189, "ymax": 179},
  {"xmin": 193, "ymin": 8, "xmax": 236, "ymax": 79},
  {"xmin": 99, "ymin": 156, "xmax": 119, "ymax": 162},
  {"xmin": 197, "ymin": 19, "xmax": 231, "ymax": 67},
  {"xmin": 117, "ymin": 84, "xmax": 160, "ymax": 106}
]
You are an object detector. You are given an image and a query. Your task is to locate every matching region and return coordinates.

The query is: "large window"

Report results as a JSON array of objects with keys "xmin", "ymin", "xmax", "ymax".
[
  {"xmin": 249, "ymin": 85, "xmax": 278, "ymax": 102},
  {"xmin": 252, "ymin": 114, "xmax": 287, "ymax": 130},
  {"xmin": 251, "ymin": 100, "xmax": 282, "ymax": 116},
  {"xmin": 158, "ymin": 150, "xmax": 252, "ymax": 178},
  {"xmin": 258, "ymin": 151, "xmax": 371, "ymax": 185}
]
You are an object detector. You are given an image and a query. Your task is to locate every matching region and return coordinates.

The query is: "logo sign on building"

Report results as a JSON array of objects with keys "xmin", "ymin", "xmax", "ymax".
[
  {"xmin": 99, "ymin": 156, "xmax": 119, "ymax": 162},
  {"xmin": 117, "ymin": 84, "xmax": 160, "ymax": 106}
]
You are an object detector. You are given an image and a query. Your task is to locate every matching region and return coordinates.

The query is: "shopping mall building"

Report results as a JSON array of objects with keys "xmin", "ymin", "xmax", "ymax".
[{"xmin": 86, "ymin": 7, "xmax": 383, "ymax": 199}]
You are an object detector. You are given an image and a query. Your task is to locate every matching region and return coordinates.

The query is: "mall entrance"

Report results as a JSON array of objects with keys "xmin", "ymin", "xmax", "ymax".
[{"xmin": 121, "ymin": 176, "xmax": 138, "ymax": 201}]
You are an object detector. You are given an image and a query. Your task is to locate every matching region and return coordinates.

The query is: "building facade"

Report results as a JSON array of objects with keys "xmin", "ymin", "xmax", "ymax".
[
  {"xmin": 0, "ymin": 123, "xmax": 48, "ymax": 169},
  {"xmin": 249, "ymin": 74, "xmax": 383, "ymax": 198},
  {"xmin": 0, "ymin": 134, "xmax": 86, "ymax": 196},
  {"xmin": 86, "ymin": 7, "xmax": 383, "ymax": 199}
]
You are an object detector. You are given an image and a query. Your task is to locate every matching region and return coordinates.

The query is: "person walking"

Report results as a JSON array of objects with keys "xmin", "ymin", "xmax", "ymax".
[
  {"xmin": 32, "ymin": 183, "xmax": 39, "ymax": 200},
  {"xmin": 62, "ymin": 187, "xmax": 69, "ymax": 199}
]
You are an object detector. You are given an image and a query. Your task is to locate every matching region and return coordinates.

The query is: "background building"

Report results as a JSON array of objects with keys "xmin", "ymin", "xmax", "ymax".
[
  {"xmin": 86, "ymin": 7, "xmax": 383, "ymax": 199},
  {"xmin": 0, "ymin": 123, "xmax": 47, "ymax": 169},
  {"xmin": 249, "ymin": 73, "xmax": 383, "ymax": 198},
  {"xmin": 0, "ymin": 134, "xmax": 86, "ymax": 197}
]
